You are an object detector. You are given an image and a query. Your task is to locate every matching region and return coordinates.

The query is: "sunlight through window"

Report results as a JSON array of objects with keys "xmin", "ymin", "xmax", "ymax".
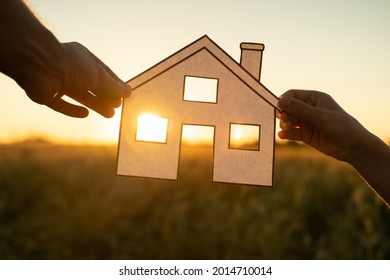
[
  {"xmin": 183, "ymin": 76, "xmax": 218, "ymax": 103},
  {"xmin": 229, "ymin": 124, "xmax": 260, "ymax": 150},
  {"xmin": 182, "ymin": 125, "xmax": 214, "ymax": 146},
  {"xmin": 136, "ymin": 114, "xmax": 168, "ymax": 143}
]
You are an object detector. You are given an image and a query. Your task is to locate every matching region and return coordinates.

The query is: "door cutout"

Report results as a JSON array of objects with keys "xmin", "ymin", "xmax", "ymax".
[{"xmin": 179, "ymin": 124, "xmax": 215, "ymax": 181}]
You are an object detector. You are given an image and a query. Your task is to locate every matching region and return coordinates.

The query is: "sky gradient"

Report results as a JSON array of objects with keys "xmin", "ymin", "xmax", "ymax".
[{"xmin": 0, "ymin": 0, "xmax": 389, "ymax": 144}]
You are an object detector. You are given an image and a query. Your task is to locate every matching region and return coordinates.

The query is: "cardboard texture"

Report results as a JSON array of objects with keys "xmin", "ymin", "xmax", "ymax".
[{"xmin": 117, "ymin": 35, "xmax": 279, "ymax": 187}]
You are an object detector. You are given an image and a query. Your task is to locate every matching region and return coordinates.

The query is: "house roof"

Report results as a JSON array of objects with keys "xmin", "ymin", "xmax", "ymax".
[{"xmin": 128, "ymin": 35, "xmax": 280, "ymax": 110}]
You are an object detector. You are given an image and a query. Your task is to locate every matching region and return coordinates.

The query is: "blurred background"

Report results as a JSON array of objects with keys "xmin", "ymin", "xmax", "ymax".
[
  {"xmin": 0, "ymin": 0, "xmax": 389, "ymax": 259},
  {"xmin": 1, "ymin": 142, "xmax": 389, "ymax": 259}
]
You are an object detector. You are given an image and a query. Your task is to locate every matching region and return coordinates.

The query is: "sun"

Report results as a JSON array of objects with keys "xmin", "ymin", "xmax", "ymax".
[{"xmin": 136, "ymin": 113, "xmax": 169, "ymax": 143}]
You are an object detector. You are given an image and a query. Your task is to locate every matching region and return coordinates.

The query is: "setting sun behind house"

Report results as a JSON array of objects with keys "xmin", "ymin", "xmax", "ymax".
[{"xmin": 136, "ymin": 113, "xmax": 168, "ymax": 143}]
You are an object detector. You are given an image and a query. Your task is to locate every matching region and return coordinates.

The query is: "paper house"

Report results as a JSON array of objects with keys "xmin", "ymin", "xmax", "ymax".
[{"xmin": 117, "ymin": 35, "xmax": 279, "ymax": 187}]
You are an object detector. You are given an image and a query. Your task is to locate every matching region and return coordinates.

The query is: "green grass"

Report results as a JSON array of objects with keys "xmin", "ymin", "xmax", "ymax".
[{"xmin": 0, "ymin": 142, "xmax": 389, "ymax": 259}]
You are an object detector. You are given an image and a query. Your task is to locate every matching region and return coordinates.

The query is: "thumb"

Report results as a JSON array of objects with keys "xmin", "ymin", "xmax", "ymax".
[{"xmin": 278, "ymin": 96, "xmax": 322, "ymax": 125}]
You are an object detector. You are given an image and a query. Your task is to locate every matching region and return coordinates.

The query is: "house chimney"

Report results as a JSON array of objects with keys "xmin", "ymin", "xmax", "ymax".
[{"xmin": 240, "ymin": 42, "xmax": 264, "ymax": 81}]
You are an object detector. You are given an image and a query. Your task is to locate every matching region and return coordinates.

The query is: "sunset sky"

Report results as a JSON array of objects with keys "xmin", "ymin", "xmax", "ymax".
[{"xmin": 0, "ymin": 0, "xmax": 389, "ymax": 144}]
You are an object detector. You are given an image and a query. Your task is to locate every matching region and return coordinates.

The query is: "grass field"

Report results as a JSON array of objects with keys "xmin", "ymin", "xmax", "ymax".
[{"xmin": 0, "ymin": 142, "xmax": 389, "ymax": 259}]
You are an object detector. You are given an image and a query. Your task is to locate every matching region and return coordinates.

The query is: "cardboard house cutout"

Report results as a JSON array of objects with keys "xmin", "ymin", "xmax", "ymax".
[{"xmin": 117, "ymin": 35, "xmax": 279, "ymax": 187}]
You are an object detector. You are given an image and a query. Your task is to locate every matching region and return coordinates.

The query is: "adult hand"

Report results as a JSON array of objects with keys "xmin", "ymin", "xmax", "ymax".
[
  {"xmin": 278, "ymin": 89, "xmax": 390, "ymax": 206},
  {"xmin": 0, "ymin": 0, "xmax": 131, "ymax": 118},
  {"xmin": 277, "ymin": 89, "xmax": 366, "ymax": 162},
  {"xmin": 21, "ymin": 42, "xmax": 131, "ymax": 118}
]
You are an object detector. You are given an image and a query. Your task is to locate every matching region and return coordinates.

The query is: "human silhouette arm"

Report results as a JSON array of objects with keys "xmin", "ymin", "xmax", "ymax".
[
  {"xmin": 0, "ymin": 0, "xmax": 131, "ymax": 118},
  {"xmin": 278, "ymin": 89, "xmax": 390, "ymax": 206}
]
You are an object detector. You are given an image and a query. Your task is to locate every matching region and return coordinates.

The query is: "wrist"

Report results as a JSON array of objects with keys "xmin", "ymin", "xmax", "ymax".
[
  {"xmin": 346, "ymin": 125, "xmax": 390, "ymax": 205},
  {"xmin": 13, "ymin": 29, "xmax": 66, "ymax": 88},
  {"xmin": 347, "ymin": 127, "xmax": 388, "ymax": 168}
]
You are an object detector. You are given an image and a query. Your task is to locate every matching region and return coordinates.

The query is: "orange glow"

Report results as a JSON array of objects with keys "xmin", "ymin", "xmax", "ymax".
[
  {"xmin": 136, "ymin": 114, "xmax": 168, "ymax": 143},
  {"xmin": 229, "ymin": 124, "xmax": 260, "ymax": 150},
  {"xmin": 182, "ymin": 125, "xmax": 214, "ymax": 145}
]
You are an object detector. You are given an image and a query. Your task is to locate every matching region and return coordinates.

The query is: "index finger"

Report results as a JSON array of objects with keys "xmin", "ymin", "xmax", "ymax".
[
  {"xmin": 281, "ymin": 89, "xmax": 323, "ymax": 107},
  {"xmin": 89, "ymin": 50, "xmax": 123, "ymax": 83},
  {"xmin": 281, "ymin": 89, "xmax": 312, "ymax": 101},
  {"xmin": 91, "ymin": 63, "xmax": 132, "ymax": 100},
  {"xmin": 87, "ymin": 49, "xmax": 132, "ymax": 99}
]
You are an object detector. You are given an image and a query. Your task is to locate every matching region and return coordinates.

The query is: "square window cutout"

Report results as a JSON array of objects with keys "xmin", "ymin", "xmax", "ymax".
[
  {"xmin": 229, "ymin": 123, "xmax": 260, "ymax": 150},
  {"xmin": 136, "ymin": 114, "xmax": 168, "ymax": 143},
  {"xmin": 183, "ymin": 76, "xmax": 218, "ymax": 103}
]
